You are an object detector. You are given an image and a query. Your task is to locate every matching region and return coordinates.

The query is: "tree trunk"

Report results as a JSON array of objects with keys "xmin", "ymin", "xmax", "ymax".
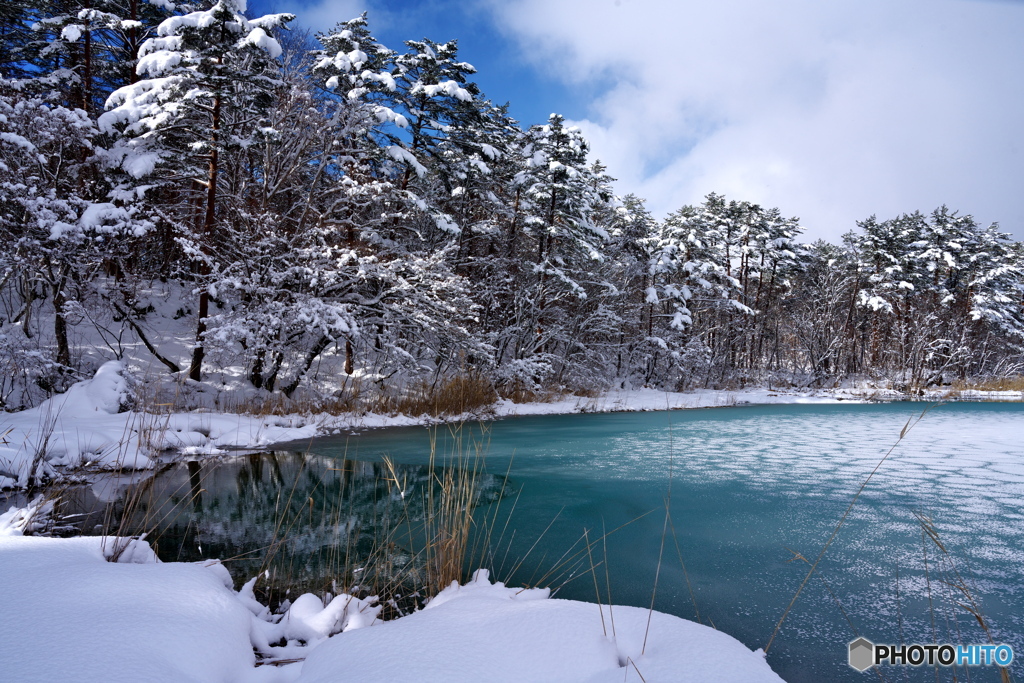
[
  {"xmin": 44, "ymin": 256, "xmax": 72, "ymax": 368},
  {"xmin": 82, "ymin": 3, "xmax": 93, "ymax": 113},
  {"xmin": 249, "ymin": 349, "xmax": 265, "ymax": 389},
  {"xmin": 283, "ymin": 335, "xmax": 331, "ymax": 398},
  {"xmin": 190, "ymin": 90, "xmax": 221, "ymax": 382},
  {"xmin": 52, "ymin": 278, "xmax": 71, "ymax": 368}
]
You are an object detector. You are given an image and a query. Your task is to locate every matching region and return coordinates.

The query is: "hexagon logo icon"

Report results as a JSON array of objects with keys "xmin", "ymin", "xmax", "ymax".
[{"xmin": 848, "ymin": 637, "xmax": 875, "ymax": 672}]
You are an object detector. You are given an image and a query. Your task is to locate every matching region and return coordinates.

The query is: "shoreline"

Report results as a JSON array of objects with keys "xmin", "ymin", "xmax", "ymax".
[{"xmin": 2, "ymin": 363, "xmax": 1021, "ymax": 491}]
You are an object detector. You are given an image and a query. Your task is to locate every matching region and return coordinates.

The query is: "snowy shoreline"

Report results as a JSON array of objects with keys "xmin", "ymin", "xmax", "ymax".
[{"xmin": 2, "ymin": 361, "xmax": 1020, "ymax": 490}]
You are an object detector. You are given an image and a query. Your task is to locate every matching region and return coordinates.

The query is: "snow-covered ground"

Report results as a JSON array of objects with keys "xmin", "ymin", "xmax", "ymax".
[
  {"xmin": 0, "ymin": 530, "xmax": 783, "ymax": 682},
  {"xmin": 0, "ymin": 360, "xmax": 324, "ymax": 488},
  {"xmin": 2, "ymin": 360, "xmax": 1019, "ymax": 490},
  {"xmin": 496, "ymin": 385, "xmax": 858, "ymax": 416}
]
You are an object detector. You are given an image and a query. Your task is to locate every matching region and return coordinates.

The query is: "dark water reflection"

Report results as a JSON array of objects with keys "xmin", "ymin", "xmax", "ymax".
[{"xmin": 55, "ymin": 450, "xmax": 507, "ymax": 607}]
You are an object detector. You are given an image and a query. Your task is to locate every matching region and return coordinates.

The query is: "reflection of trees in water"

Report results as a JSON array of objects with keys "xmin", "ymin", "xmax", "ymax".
[{"xmin": 103, "ymin": 452, "xmax": 508, "ymax": 599}]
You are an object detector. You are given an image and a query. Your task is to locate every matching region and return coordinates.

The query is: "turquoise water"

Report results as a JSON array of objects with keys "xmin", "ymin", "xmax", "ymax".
[{"xmin": 97, "ymin": 402, "xmax": 1024, "ymax": 681}]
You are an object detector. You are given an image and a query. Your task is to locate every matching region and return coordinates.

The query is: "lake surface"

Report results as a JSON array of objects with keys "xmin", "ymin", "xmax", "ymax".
[{"xmin": 77, "ymin": 402, "xmax": 1024, "ymax": 681}]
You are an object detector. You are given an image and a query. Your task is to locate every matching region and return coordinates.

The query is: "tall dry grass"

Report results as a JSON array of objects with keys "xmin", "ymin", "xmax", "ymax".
[
  {"xmin": 89, "ymin": 423, "xmax": 510, "ymax": 618},
  {"xmin": 947, "ymin": 376, "xmax": 1024, "ymax": 394},
  {"xmin": 185, "ymin": 372, "xmax": 499, "ymax": 419},
  {"xmin": 364, "ymin": 424, "xmax": 515, "ymax": 606},
  {"xmin": 913, "ymin": 511, "xmax": 1012, "ymax": 683},
  {"xmin": 379, "ymin": 374, "xmax": 498, "ymax": 418}
]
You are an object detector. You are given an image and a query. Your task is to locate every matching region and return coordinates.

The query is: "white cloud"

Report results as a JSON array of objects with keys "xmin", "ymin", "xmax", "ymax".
[{"xmin": 486, "ymin": 0, "xmax": 1024, "ymax": 240}]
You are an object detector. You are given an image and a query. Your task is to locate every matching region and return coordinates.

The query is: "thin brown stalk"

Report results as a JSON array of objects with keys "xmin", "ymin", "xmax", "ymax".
[
  {"xmin": 765, "ymin": 404, "xmax": 936, "ymax": 653},
  {"xmin": 584, "ymin": 528, "xmax": 607, "ymax": 637}
]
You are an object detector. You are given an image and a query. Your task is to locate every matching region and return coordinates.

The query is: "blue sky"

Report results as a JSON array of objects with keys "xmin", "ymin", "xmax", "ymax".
[
  {"xmin": 249, "ymin": 0, "xmax": 590, "ymax": 127},
  {"xmin": 250, "ymin": 0, "xmax": 1024, "ymax": 242}
]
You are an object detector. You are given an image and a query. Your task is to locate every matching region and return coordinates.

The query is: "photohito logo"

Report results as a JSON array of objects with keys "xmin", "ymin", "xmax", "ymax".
[{"xmin": 848, "ymin": 638, "xmax": 1013, "ymax": 672}]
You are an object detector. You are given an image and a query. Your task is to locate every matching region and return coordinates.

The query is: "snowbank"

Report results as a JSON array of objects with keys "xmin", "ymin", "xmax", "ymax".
[
  {"xmin": 0, "ymin": 535, "xmax": 261, "ymax": 683},
  {"xmin": 297, "ymin": 569, "xmax": 783, "ymax": 683},
  {"xmin": 0, "ymin": 535, "xmax": 783, "ymax": 683},
  {"xmin": 0, "ymin": 361, "xmax": 322, "ymax": 489},
  {"xmin": 0, "ymin": 361, "xmax": 148, "ymax": 487},
  {"xmin": 493, "ymin": 386, "xmax": 861, "ymax": 417}
]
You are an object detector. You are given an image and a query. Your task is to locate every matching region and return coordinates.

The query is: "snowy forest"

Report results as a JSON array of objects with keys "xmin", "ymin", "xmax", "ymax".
[{"xmin": 2, "ymin": 0, "xmax": 1023, "ymax": 412}]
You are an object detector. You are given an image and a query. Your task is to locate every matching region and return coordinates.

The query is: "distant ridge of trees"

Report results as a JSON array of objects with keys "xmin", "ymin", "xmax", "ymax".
[{"xmin": 1, "ymin": 2, "xmax": 1022, "ymax": 410}]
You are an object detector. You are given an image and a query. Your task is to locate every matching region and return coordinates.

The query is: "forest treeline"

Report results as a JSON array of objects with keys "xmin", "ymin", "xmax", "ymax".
[{"xmin": 2, "ymin": 0, "xmax": 1023, "ymax": 410}]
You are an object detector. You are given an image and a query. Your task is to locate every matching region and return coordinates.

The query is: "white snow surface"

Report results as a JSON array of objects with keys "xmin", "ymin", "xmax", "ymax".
[
  {"xmin": 0, "ymin": 361, "xmax": 321, "ymax": 488},
  {"xmin": 0, "ymin": 360, "xmax": 150, "ymax": 487},
  {"xmin": 299, "ymin": 569, "xmax": 783, "ymax": 683},
  {"xmin": 0, "ymin": 537, "xmax": 782, "ymax": 683},
  {"xmin": 0, "ymin": 535, "xmax": 262, "ymax": 683},
  {"xmin": 493, "ymin": 386, "xmax": 859, "ymax": 417}
]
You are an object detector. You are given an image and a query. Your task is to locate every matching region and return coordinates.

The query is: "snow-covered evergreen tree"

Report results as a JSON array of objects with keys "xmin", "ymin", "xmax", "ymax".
[
  {"xmin": 490, "ymin": 114, "xmax": 618, "ymax": 390},
  {"xmin": 99, "ymin": 0, "xmax": 292, "ymax": 381}
]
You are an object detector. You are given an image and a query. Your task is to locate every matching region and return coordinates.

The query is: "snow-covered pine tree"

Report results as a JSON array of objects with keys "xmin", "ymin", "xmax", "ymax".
[
  {"xmin": 646, "ymin": 194, "xmax": 754, "ymax": 388},
  {"xmin": 496, "ymin": 114, "xmax": 616, "ymax": 390},
  {"xmin": 599, "ymin": 193, "xmax": 657, "ymax": 384},
  {"xmin": 786, "ymin": 240, "xmax": 858, "ymax": 385},
  {"xmin": 0, "ymin": 0, "xmax": 40, "ymax": 80},
  {"xmin": 23, "ymin": 0, "xmax": 173, "ymax": 112},
  {"xmin": 99, "ymin": 0, "xmax": 292, "ymax": 381},
  {"xmin": 965, "ymin": 222, "xmax": 1024, "ymax": 347},
  {"xmin": 387, "ymin": 38, "xmax": 481, "ymax": 196},
  {"xmin": 736, "ymin": 205, "xmax": 803, "ymax": 377},
  {"xmin": 198, "ymin": 15, "xmax": 489, "ymax": 399},
  {"xmin": 205, "ymin": 16, "xmax": 402, "ymax": 395},
  {"xmin": 851, "ymin": 211, "xmax": 928, "ymax": 378},
  {"xmin": 913, "ymin": 207, "xmax": 1024, "ymax": 381}
]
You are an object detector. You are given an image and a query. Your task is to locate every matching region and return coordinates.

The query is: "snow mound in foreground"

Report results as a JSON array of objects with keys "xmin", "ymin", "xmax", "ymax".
[
  {"xmin": 0, "ymin": 361, "xmax": 151, "ymax": 487},
  {"xmin": 0, "ymin": 535, "xmax": 256, "ymax": 683},
  {"xmin": 0, "ymin": 536, "xmax": 784, "ymax": 683},
  {"xmin": 296, "ymin": 569, "xmax": 784, "ymax": 683},
  {"xmin": 48, "ymin": 359, "xmax": 130, "ymax": 417}
]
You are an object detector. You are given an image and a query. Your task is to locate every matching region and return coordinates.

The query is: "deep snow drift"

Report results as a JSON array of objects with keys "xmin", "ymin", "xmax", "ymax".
[
  {"xmin": 0, "ymin": 533, "xmax": 783, "ymax": 683},
  {"xmin": 298, "ymin": 569, "xmax": 784, "ymax": 683}
]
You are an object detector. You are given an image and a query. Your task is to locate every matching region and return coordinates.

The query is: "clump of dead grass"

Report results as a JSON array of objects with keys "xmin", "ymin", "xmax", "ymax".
[
  {"xmin": 381, "ymin": 373, "xmax": 498, "ymax": 418},
  {"xmin": 947, "ymin": 375, "xmax": 1024, "ymax": 395},
  {"xmin": 496, "ymin": 380, "xmax": 559, "ymax": 404}
]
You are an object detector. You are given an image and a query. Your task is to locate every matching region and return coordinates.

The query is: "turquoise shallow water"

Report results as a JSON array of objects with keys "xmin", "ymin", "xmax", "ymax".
[{"xmin": 98, "ymin": 402, "xmax": 1024, "ymax": 681}]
